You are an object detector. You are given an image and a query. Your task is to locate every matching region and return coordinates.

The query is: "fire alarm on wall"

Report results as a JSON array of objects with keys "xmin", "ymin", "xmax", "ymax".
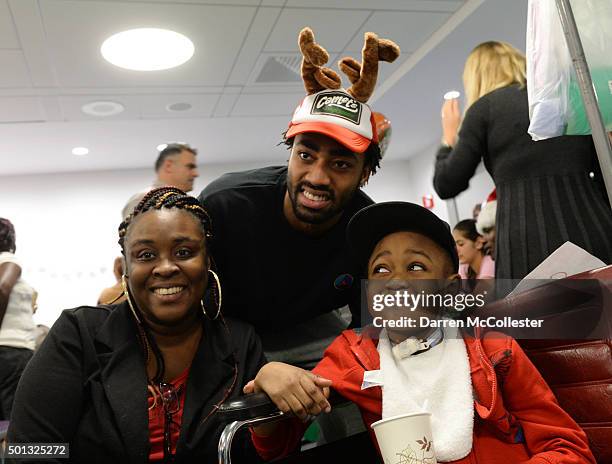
[{"xmin": 422, "ymin": 195, "xmax": 434, "ymax": 209}]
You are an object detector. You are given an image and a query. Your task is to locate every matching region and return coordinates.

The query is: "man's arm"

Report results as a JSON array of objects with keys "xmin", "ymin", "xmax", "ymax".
[{"xmin": 433, "ymin": 97, "xmax": 488, "ymax": 199}]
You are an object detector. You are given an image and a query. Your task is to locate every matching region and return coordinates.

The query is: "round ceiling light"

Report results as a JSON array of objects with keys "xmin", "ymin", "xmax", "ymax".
[
  {"xmin": 72, "ymin": 147, "xmax": 89, "ymax": 156},
  {"xmin": 81, "ymin": 100, "xmax": 125, "ymax": 117},
  {"xmin": 101, "ymin": 28, "xmax": 194, "ymax": 71},
  {"xmin": 166, "ymin": 102, "xmax": 193, "ymax": 112}
]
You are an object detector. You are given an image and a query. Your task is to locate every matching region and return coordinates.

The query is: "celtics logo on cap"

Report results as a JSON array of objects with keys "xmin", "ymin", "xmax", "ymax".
[{"xmin": 311, "ymin": 91, "xmax": 362, "ymax": 125}]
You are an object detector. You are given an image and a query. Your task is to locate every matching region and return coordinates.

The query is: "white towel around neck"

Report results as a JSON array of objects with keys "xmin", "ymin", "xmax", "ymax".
[{"xmin": 377, "ymin": 327, "xmax": 474, "ymax": 462}]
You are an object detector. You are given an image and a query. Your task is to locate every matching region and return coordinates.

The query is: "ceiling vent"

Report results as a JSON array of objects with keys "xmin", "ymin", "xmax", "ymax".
[
  {"xmin": 250, "ymin": 54, "xmax": 303, "ymax": 85},
  {"xmin": 82, "ymin": 101, "xmax": 125, "ymax": 117}
]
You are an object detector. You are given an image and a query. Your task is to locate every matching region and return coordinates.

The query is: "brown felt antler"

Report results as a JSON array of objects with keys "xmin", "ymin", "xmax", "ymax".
[
  {"xmin": 338, "ymin": 32, "xmax": 400, "ymax": 103},
  {"xmin": 299, "ymin": 27, "xmax": 342, "ymax": 95}
]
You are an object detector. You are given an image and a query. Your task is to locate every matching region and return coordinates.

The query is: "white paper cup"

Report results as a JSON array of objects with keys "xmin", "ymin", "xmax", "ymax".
[{"xmin": 371, "ymin": 412, "xmax": 437, "ymax": 464}]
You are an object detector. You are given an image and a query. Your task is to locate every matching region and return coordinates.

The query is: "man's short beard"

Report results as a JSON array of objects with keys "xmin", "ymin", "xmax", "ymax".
[{"xmin": 287, "ymin": 178, "xmax": 360, "ymax": 225}]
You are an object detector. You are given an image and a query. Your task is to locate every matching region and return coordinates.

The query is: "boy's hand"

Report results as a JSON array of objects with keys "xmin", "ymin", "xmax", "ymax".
[{"xmin": 244, "ymin": 362, "xmax": 332, "ymax": 421}]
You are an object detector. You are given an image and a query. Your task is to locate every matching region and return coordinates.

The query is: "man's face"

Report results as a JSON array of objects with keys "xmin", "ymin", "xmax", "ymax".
[
  {"xmin": 166, "ymin": 150, "xmax": 199, "ymax": 192},
  {"xmin": 481, "ymin": 227, "xmax": 496, "ymax": 258},
  {"xmin": 285, "ymin": 133, "xmax": 369, "ymax": 226}
]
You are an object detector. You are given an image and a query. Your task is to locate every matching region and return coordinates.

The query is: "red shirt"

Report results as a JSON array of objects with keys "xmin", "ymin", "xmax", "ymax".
[{"xmin": 148, "ymin": 367, "xmax": 190, "ymax": 461}]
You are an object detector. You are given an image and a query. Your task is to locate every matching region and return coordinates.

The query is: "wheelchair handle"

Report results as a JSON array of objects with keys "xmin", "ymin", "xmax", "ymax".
[
  {"xmin": 217, "ymin": 391, "xmax": 281, "ymax": 421},
  {"xmin": 218, "ymin": 410, "xmax": 286, "ymax": 464}
]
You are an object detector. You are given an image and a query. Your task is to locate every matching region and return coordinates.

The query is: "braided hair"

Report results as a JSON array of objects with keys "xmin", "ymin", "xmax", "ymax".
[
  {"xmin": 119, "ymin": 186, "xmax": 212, "ymax": 253},
  {"xmin": 0, "ymin": 218, "xmax": 16, "ymax": 253},
  {"xmin": 117, "ymin": 186, "xmax": 213, "ymax": 384}
]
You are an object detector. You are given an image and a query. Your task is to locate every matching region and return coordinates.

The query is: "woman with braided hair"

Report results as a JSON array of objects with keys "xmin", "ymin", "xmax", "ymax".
[{"xmin": 8, "ymin": 187, "xmax": 266, "ymax": 463}]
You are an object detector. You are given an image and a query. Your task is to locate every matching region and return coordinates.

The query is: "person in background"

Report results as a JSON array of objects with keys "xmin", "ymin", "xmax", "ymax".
[
  {"xmin": 8, "ymin": 188, "xmax": 265, "ymax": 463},
  {"xmin": 472, "ymin": 202, "xmax": 481, "ymax": 220},
  {"xmin": 476, "ymin": 189, "xmax": 497, "ymax": 258},
  {"xmin": 0, "ymin": 218, "xmax": 37, "ymax": 421},
  {"xmin": 97, "ymin": 256, "xmax": 126, "ymax": 305},
  {"xmin": 433, "ymin": 41, "xmax": 612, "ymax": 279},
  {"xmin": 453, "ymin": 219, "xmax": 495, "ymax": 286},
  {"xmin": 122, "ymin": 143, "xmax": 199, "ymax": 220}
]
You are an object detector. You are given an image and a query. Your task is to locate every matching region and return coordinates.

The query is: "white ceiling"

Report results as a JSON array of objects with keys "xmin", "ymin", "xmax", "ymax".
[{"xmin": 0, "ymin": 0, "xmax": 529, "ymax": 176}]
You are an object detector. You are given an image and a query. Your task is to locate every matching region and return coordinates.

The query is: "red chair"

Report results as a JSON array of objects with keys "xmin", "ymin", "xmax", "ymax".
[{"xmin": 481, "ymin": 266, "xmax": 612, "ymax": 463}]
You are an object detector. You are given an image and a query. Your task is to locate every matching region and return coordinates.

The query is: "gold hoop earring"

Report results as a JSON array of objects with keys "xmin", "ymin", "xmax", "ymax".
[
  {"xmin": 201, "ymin": 270, "xmax": 222, "ymax": 320},
  {"xmin": 122, "ymin": 275, "xmax": 142, "ymax": 324},
  {"xmin": 209, "ymin": 269, "xmax": 222, "ymax": 312}
]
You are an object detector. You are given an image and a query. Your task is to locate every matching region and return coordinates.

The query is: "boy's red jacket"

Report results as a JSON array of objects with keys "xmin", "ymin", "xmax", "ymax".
[{"xmin": 252, "ymin": 328, "xmax": 595, "ymax": 464}]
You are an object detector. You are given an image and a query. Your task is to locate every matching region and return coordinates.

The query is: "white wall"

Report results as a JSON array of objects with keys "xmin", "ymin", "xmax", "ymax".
[
  {"xmin": 387, "ymin": 143, "xmax": 452, "ymax": 223},
  {"xmin": 377, "ymin": 145, "xmax": 495, "ymax": 226},
  {"xmin": 451, "ymin": 165, "xmax": 496, "ymax": 223}
]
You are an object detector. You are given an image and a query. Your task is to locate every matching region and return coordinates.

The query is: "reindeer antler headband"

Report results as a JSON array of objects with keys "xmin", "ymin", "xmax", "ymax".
[
  {"xmin": 285, "ymin": 28, "xmax": 399, "ymax": 154},
  {"xmin": 299, "ymin": 27, "xmax": 400, "ymax": 102}
]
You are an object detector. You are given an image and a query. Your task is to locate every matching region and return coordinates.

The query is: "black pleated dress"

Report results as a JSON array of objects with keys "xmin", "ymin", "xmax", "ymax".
[{"xmin": 433, "ymin": 85, "xmax": 612, "ymax": 280}]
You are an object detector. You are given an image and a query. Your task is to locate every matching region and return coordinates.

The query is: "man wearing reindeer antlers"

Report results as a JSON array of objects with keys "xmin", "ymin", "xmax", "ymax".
[{"xmin": 198, "ymin": 28, "xmax": 399, "ymax": 368}]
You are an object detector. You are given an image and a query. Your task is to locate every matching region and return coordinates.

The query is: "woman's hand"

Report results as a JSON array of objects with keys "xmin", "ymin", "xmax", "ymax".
[
  {"xmin": 441, "ymin": 98, "xmax": 462, "ymax": 147},
  {"xmin": 244, "ymin": 362, "xmax": 332, "ymax": 421}
]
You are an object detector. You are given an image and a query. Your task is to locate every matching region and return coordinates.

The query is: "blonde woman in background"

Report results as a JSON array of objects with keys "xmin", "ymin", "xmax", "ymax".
[{"xmin": 433, "ymin": 41, "xmax": 612, "ymax": 280}]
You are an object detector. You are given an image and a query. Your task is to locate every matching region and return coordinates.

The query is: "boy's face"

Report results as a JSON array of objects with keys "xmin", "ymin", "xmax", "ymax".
[{"xmin": 367, "ymin": 231, "xmax": 459, "ymax": 339}]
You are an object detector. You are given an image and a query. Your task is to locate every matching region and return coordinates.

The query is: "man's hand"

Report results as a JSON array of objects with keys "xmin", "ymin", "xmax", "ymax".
[
  {"xmin": 244, "ymin": 362, "xmax": 332, "ymax": 421},
  {"xmin": 441, "ymin": 98, "xmax": 462, "ymax": 147}
]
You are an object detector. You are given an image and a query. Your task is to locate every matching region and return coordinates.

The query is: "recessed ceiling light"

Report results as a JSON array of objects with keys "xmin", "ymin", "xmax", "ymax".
[
  {"xmin": 82, "ymin": 100, "xmax": 125, "ymax": 117},
  {"xmin": 157, "ymin": 144, "xmax": 168, "ymax": 151},
  {"xmin": 444, "ymin": 90, "xmax": 461, "ymax": 100},
  {"xmin": 72, "ymin": 147, "xmax": 89, "ymax": 156},
  {"xmin": 101, "ymin": 28, "xmax": 194, "ymax": 71},
  {"xmin": 166, "ymin": 102, "xmax": 193, "ymax": 112}
]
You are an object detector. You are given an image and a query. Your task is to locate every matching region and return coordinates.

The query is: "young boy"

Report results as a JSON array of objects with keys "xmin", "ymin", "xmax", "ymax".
[{"xmin": 248, "ymin": 202, "xmax": 595, "ymax": 463}]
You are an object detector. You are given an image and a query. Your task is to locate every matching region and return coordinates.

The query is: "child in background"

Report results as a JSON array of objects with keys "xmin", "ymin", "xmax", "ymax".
[
  {"xmin": 248, "ymin": 202, "xmax": 595, "ymax": 463},
  {"xmin": 453, "ymin": 219, "xmax": 494, "ymax": 286}
]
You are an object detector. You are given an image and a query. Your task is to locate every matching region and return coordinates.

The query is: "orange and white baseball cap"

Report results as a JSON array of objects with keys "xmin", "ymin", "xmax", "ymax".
[{"xmin": 286, "ymin": 89, "xmax": 378, "ymax": 153}]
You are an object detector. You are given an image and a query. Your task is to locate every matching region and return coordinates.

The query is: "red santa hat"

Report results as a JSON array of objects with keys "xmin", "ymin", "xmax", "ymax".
[{"xmin": 476, "ymin": 189, "xmax": 497, "ymax": 235}]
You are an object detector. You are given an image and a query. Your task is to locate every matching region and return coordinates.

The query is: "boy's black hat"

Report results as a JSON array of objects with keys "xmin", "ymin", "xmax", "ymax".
[{"xmin": 347, "ymin": 201, "xmax": 459, "ymax": 273}]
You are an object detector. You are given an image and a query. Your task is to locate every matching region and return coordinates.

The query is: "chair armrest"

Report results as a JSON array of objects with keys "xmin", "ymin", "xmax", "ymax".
[
  {"xmin": 218, "ymin": 392, "xmax": 280, "ymax": 421},
  {"xmin": 218, "ymin": 388, "xmax": 350, "ymax": 422}
]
